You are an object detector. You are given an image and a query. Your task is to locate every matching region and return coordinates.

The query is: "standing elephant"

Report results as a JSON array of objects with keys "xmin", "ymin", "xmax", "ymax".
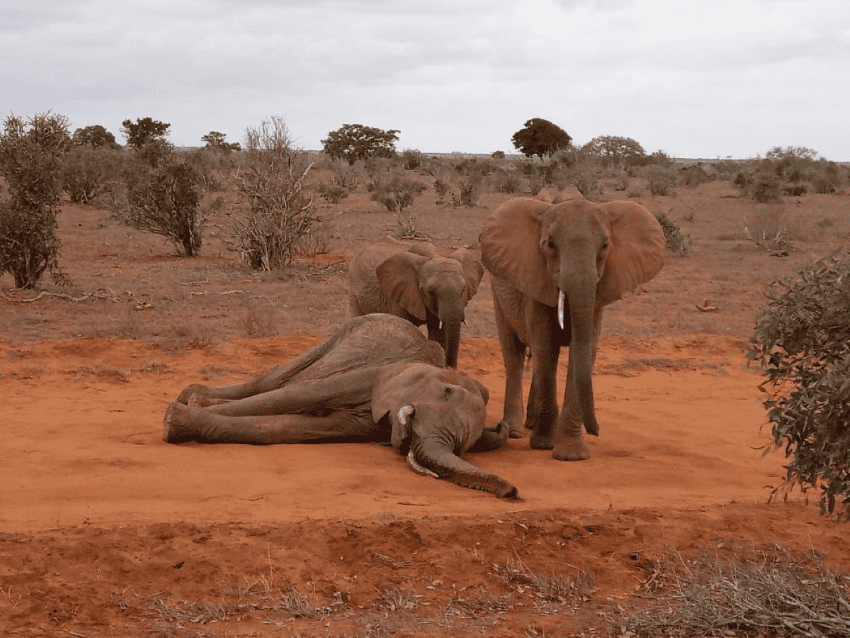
[
  {"xmin": 348, "ymin": 238, "xmax": 485, "ymax": 369},
  {"xmin": 163, "ymin": 314, "xmax": 517, "ymax": 498},
  {"xmin": 479, "ymin": 197, "xmax": 665, "ymax": 461}
]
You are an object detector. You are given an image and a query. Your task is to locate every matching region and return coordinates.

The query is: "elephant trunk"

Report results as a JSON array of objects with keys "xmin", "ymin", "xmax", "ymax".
[
  {"xmin": 438, "ymin": 298, "xmax": 464, "ymax": 369},
  {"xmin": 562, "ymin": 278, "xmax": 600, "ymax": 437},
  {"xmin": 411, "ymin": 436, "xmax": 518, "ymax": 498}
]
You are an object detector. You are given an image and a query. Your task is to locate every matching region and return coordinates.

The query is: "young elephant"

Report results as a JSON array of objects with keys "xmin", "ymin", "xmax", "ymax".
[
  {"xmin": 164, "ymin": 314, "xmax": 517, "ymax": 498},
  {"xmin": 348, "ymin": 238, "xmax": 485, "ymax": 368}
]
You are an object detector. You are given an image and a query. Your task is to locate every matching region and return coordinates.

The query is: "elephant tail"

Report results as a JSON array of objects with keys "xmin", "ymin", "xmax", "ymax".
[{"xmin": 410, "ymin": 437, "xmax": 518, "ymax": 499}]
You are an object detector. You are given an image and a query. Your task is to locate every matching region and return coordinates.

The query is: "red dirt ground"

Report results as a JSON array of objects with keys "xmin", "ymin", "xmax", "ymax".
[{"xmin": 2, "ymin": 178, "xmax": 849, "ymax": 636}]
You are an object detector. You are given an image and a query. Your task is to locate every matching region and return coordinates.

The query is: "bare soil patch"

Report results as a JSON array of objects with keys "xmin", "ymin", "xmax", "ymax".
[{"xmin": 2, "ymin": 177, "xmax": 849, "ymax": 636}]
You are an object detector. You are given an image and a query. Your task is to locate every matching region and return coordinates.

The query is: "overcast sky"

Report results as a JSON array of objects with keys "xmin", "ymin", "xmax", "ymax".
[{"xmin": 2, "ymin": 0, "xmax": 848, "ymax": 159}]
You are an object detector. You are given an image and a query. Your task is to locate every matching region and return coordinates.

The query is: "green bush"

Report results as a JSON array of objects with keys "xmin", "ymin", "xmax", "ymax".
[
  {"xmin": 749, "ymin": 255, "xmax": 850, "ymax": 520},
  {"xmin": 654, "ymin": 211, "xmax": 687, "ymax": 255},
  {"xmin": 644, "ymin": 166, "xmax": 677, "ymax": 196},
  {"xmin": 750, "ymin": 171, "xmax": 782, "ymax": 202},
  {"xmin": 680, "ymin": 164, "xmax": 712, "ymax": 188},
  {"xmin": 369, "ymin": 172, "xmax": 426, "ymax": 212},
  {"xmin": 0, "ymin": 112, "xmax": 69, "ymax": 288},
  {"xmin": 62, "ymin": 144, "xmax": 122, "ymax": 204},
  {"xmin": 115, "ymin": 159, "xmax": 204, "ymax": 256}
]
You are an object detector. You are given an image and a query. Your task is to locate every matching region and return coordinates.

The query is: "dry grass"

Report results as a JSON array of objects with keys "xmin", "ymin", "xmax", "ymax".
[{"xmin": 618, "ymin": 542, "xmax": 850, "ymax": 637}]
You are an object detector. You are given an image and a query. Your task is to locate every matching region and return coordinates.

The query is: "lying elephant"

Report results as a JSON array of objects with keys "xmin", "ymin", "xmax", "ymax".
[{"xmin": 163, "ymin": 313, "xmax": 517, "ymax": 498}]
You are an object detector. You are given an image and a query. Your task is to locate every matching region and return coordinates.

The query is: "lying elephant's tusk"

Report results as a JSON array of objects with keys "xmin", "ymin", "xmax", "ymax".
[
  {"xmin": 558, "ymin": 290, "xmax": 566, "ymax": 330},
  {"xmin": 407, "ymin": 451, "xmax": 439, "ymax": 478},
  {"xmin": 397, "ymin": 405, "xmax": 415, "ymax": 426}
]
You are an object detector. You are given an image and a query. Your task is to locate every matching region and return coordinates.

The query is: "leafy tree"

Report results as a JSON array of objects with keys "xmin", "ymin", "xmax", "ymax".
[
  {"xmin": 72, "ymin": 125, "xmax": 119, "ymax": 149},
  {"xmin": 0, "ymin": 112, "xmax": 69, "ymax": 288},
  {"xmin": 201, "ymin": 131, "xmax": 241, "ymax": 153},
  {"xmin": 511, "ymin": 118, "xmax": 571, "ymax": 158},
  {"xmin": 121, "ymin": 117, "xmax": 171, "ymax": 150},
  {"xmin": 583, "ymin": 135, "xmax": 646, "ymax": 168},
  {"xmin": 749, "ymin": 255, "xmax": 850, "ymax": 520},
  {"xmin": 322, "ymin": 124, "xmax": 399, "ymax": 165}
]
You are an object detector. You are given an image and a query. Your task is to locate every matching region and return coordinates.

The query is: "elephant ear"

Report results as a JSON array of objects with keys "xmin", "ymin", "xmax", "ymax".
[
  {"xmin": 449, "ymin": 248, "xmax": 485, "ymax": 303},
  {"xmin": 376, "ymin": 252, "xmax": 429, "ymax": 321},
  {"xmin": 596, "ymin": 201, "xmax": 666, "ymax": 306},
  {"xmin": 479, "ymin": 198, "xmax": 560, "ymax": 307}
]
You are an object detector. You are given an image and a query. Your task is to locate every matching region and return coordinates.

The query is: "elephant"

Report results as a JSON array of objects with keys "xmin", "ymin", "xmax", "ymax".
[
  {"xmin": 479, "ymin": 197, "xmax": 666, "ymax": 461},
  {"xmin": 348, "ymin": 238, "xmax": 485, "ymax": 369},
  {"xmin": 163, "ymin": 313, "xmax": 517, "ymax": 498}
]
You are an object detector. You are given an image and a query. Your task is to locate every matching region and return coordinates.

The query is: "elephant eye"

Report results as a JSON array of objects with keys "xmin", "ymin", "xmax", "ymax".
[{"xmin": 443, "ymin": 386, "xmax": 453, "ymax": 400}]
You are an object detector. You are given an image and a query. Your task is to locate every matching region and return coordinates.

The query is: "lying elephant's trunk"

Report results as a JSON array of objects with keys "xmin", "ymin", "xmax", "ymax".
[{"xmin": 410, "ymin": 436, "xmax": 518, "ymax": 499}]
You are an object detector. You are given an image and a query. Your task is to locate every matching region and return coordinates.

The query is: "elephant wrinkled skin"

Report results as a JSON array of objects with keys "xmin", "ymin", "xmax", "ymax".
[
  {"xmin": 348, "ymin": 238, "xmax": 484, "ymax": 368},
  {"xmin": 163, "ymin": 314, "xmax": 517, "ymax": 498},
  {"xmin": 479, "ymin": 197, "xmax": 665, "ymax": 461}
]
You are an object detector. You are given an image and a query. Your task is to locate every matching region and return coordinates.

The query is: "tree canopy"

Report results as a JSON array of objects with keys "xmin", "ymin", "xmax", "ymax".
[
  {"xmin": 72, "ymin": 125, "xmax": 119, "ymax": 149},
  {"xmin": 511, "ymin": 118, "xmax": 572, "ymax": 158},
  {"xmin": 582, "ymin": 136, "xmax": 646, "ymax": 168},
  {"xmin": 121, "ymin": 117, "xmax": 171, "ymax": 150},
  {"xmin": 322, "ymin": 124, "xmax": 399, "ymax": 164},
  {"xmin": 202, "ymin": 131, "xmax": 241, "ymax": 153}
]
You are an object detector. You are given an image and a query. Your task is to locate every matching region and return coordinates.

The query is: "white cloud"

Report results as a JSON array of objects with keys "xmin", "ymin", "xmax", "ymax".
[{"xmin": 1, "ymin": 0, "xmax": 848, "ymax": 158}]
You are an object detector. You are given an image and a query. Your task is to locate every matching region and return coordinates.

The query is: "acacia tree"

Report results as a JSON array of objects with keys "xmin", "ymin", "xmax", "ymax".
[
  {"xmin": 121, "ymin": 117, "xmax": 170, "ymax": 150},
  {"xmin": 201, "ymin": 131, "xmax": 241, "ymax": 153},
  {"xmin": 511, "ymin": 118, "xmax": 571, "ymax": 158},
  {"xmin": 583, "ymin": 135, "xmax": 646, "ymax": 168},
  {"xmin": 72, "ymin": 125, "xmax": 119, "ymax": 149},
  {"xmin": 322, "ymin": 124, "xmax": 399, "ymax": 164},
  {"xmin": 0, "ymin": 112, "xmax": 69, "ymax": 288}
]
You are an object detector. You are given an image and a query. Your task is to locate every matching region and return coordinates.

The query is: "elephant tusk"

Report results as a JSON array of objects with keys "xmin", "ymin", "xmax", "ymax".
[
  {"xmin": 558, "ymin": 290, "xmax": 565, "ymax": 330},
  {"xmin": 398, "ymin": 405, "xmax": 415, "ymax": 426},
  {"xmin": 439, "ymin": 320, "xmax": 443, "ymax": 330},
  {"xmin": 407, "ymin": 450, "xmax": 439, "ymax": 478}
]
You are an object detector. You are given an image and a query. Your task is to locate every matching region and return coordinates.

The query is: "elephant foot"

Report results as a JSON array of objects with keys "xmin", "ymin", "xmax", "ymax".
[
  {"xmin": 507, "ymin": 422, "xmax": 524, "ymax": 439},
  {"xmin": 163, "ymin": 402, "xmax": 193, "ymax": 443},
  {"xmin": 529, "ymin": 433, "xmax": 554, "ymax": 450},
  {"xmin": 176, "ymin": 383, "xmax": 210, "ymax": 405},
  {"xmin": 552, "ymin": 437, "xmax": 590, "ymax": 461}
]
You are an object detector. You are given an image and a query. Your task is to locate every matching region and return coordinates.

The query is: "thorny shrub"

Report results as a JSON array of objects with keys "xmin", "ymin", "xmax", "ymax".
[
  {"xmin": 233, "ymin": 116, "xmax": 319, "ymax": 271},
  {"xmin": 749, "ymin": 255, "xmax": 850, "ymax": 520},
  {"xmin": 368, "ymin": 171, "xmax": 426, "ymax": 212}
]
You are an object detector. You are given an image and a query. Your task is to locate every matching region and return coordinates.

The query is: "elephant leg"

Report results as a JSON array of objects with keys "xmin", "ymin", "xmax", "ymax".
[
  {"xmin": 164, "ymin": 403, "xmax": 379, "ymax": 444},
  {"xmin": 176, "ymin": 328, "xmax": 345, "ymax": 405},
  {"xmin": 492, "ymin": 291, "xmax": 526, "ymax": 438},
  {"xmin": 467, "ymin": 422, "xmax": 510, "ymax": 453},
  {"xmin": 526, "ymin": 306, "xmax": 560, "ymax": 450},
  {"xmin": 553, "ymin": 307, "xmax": 603, "ymax": 461},
  {"xmin": 204, "ymin": 368, "xmax": 375, "ymax": 417}
]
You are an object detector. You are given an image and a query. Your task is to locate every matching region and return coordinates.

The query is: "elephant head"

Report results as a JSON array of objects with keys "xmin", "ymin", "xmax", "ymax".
[
  {"xmin": 371, "ymin": 363, "xmax": 516, "ymax": 498},
  {"xmin": 355, "ymin": 244, "xmax": 484, "ymax": 368},
  {"xmin": 479, "ymin": 198, "xmax": 665, "ymax": 439}
]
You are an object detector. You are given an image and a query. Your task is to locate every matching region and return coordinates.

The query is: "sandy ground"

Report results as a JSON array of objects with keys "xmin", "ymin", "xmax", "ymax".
[
  {"xmin": 3, "ymin": 332, "xmax": 847, "ymax": 636},
  {"xmin": 2, "ymin": 182, "xmax": 850, "ymax": 636}
]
